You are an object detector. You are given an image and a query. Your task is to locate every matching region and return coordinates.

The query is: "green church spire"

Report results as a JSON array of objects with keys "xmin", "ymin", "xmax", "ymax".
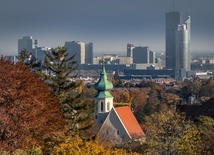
[{"xmin": 94, "ymin": 58, "xmax": 113, "ymax": 98}]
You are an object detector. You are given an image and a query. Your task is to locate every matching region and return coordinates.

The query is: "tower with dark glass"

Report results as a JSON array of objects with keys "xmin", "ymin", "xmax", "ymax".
[{"xmin": 165, "ymin": 11, "xmax": 181, "ymax": 70}]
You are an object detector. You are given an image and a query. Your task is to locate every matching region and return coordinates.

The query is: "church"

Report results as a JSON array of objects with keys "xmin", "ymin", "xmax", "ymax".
[{"xmin": 93, "ymin": 63, "xmax": 145, "ymax": 142}]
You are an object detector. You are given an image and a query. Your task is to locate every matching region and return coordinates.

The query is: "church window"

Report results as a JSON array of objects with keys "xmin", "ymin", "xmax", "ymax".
[
  {"xmin": 101, "ymin": 101, "xmax": 104, "ymax": 112},
  {"xmin": 117, "ymin": 130, "xmax": 120, "ymax": 135},
  {"xmin": 106, "ymin": 130, "xmax": 109, "ymax": 135}
]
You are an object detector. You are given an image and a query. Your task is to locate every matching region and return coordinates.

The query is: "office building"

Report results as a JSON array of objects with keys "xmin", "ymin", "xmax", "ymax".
[
  {"xmin": 64, "ymin": 41, "xmax": 85, "ymax": 64},
  {"xmin": 133, "ymin": 46, "xmax": 150, "ymax": 63},
  {"xmin": 176, "ymin": 16, "xmax": 191, "ymax": 71},
  {"xmin": 85, "ymin": 42, "xmax": 93, "ymax": 64},
  {"xmin": 18, "ymin": 36, "xmax": 38, "ymax": 55},
  {"xmin": 165, "ymin": 11, "xmax": 181, "ymax": 70},
  {"xmin": 149, "ymin": 51, "xmax": 155, "ymax": 63},
  {"xmin": 127, "ymin": 44, "xmax": 135, "ymax": 57},
  {"xmin": 111, "ymin": 56, "xmax": 133, "ymax": 65},
  {"xmin": 33, "ymin": 47, "xmax": 50, "ymax": 63}
]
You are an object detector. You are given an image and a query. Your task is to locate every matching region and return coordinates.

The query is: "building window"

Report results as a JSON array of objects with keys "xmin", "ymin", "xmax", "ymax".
[
  {"xmin": 107, "ymin": 102, "xmax": 110, "ymax": 110},
  {"xmin": 101, "ymin": 101, "xmax": 104, "ymax": 112},
  {"xmin": 117, "ymin": 130, "xmax": 119, "ymax": 135},
  {"xmin": 95, "ymin": 115, "xmax": 97, "ymax": 119},
  {"xmin": 106, "ymin": 130, "xmax": 109, "ymax": 135}
]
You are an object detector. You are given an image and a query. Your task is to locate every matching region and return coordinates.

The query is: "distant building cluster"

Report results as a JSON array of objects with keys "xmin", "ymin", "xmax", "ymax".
[
  {"xmin": 65, "ymin": 41, "xmax": 93, "ymax": 64},
  {"xmin": 18, "ymin": 36, "xmax": 93, "ymax": 65},
  {"xmin": 4, "ymin": 10, "xmax": 214, "ymax": 82},
  {"xmin": 18, "ymin": 36, "xmax": 50, "ymax": 64}
]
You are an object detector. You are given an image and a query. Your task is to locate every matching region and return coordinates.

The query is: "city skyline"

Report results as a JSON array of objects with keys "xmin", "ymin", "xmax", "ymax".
[{"xmin": 0, "ymin": 0, "xmax": 214, "ymax": 55}]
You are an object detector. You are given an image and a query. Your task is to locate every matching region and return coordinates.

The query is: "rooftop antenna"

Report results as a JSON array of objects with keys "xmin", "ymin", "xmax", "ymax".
[{"xmin": 188, "ymin": 5, "xmax": 191, "ymax": 16}]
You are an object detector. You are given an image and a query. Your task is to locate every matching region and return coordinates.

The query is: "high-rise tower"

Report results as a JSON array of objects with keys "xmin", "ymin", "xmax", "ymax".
[
  {"xmin": 176, "ymin": 16, "xmax": 191, "ymax": 71},
  {"xmin": 85, "ymin": 42, "xmax": 93, "ymax": 64},
  {"xmin": 165, "ymin": 11, "xmax": 181, "ymax": 70}
]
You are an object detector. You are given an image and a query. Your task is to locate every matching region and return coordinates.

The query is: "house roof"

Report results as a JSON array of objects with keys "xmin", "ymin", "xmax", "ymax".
[
  {"xmin": 115, "ymin": 106, "xmax": 145, "ymax": 137},
  {"xmin": 178, "ymin": 98, "xmax": 214, "ymax": 119}
]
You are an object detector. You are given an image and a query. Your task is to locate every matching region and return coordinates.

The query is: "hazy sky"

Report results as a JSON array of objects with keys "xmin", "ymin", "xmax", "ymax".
[{"xmin": 0, "ymin": 0, "xmax": 214, "ymax": 55}]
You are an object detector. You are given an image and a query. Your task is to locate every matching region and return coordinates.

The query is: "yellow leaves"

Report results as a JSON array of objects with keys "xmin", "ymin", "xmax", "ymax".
[
  {"xmin": 45, "ymin": 134, "xmax": 136, "ymax": 155},
  {"xmin": 143, "ymin": 109, "xmax": 205, "ymax": 155}
]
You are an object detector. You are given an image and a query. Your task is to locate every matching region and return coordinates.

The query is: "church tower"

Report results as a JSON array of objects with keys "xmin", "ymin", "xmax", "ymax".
[{"xmin": 94, "ymin": 61, "xmax": 114, "ymax": 125}]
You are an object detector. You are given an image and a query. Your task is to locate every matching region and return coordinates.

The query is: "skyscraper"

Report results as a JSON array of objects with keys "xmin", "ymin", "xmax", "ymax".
[
  {"xmin": 85, "ymin": 42, "xmax": 93, "ymax": 64},
  {"xmin": 165, "ymin": 11, "xmax": 181, "ymax": 70},
  {"xmin": 18, "ymin": 36, "xmax": 38, "ymax": 54},
  {"xmin": 176, "ymin": 16, "xmax": 191, "ymax": 71},
  {"xmin": 64, "ymin": 41, "xmax": 85, "ymax": 64}
]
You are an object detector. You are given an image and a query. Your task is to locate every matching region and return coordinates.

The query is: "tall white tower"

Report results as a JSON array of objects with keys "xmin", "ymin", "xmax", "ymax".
[
  {"xmin": 175, "ymin": 16, "xmax": 191, "ymax": 81},
  {"xmin": 94, "ymin": 63, "xmax": 114, "ymax": 125}
]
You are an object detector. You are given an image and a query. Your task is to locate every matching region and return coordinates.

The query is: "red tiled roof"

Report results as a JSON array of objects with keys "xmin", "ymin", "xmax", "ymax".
[{"xmin": 115, "ymin": 106, "xmax": 145, "ymax": 137}]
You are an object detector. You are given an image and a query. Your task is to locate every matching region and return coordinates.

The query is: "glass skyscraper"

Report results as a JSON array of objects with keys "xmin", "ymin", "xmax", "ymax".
[
  {"xmin": 166, "ymin": 11, "xmax": 191, "ymax": 81},
  {"xmin": 165, "ymin": 11, "xmax": 181, "ymax": 70}
]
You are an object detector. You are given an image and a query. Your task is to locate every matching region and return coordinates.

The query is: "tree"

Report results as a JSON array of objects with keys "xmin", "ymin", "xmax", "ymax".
[
  {"xmin": 43, "ymin": 133, "xmax": 136, "ymax": 155},
  {"xmin": 191, "ymin": 79, "xmax": 202, "ymax": 99},
  {"xmin": 194, "ymin": 116, "xmax": 214, "ymax": 154},
  {"xmin": 16, "ymin": 49, "xmax": 41, "ymax": 70},
  {"xmin": 0, "ymin": 57, "xmax": 66, "ymax": 151},
  {"xmin": 147, "ymin": 87, "xmax": 159, "ymax": 106},
  {"xmin": 41, "ymin": 47, "xmax": 93, "ymax": 136},
  {"xmin": 134, "ymin": 102, "xmax": 155, "ymax": 124},
  {"xmin": 200, "ymin": 77, "xmax": 214, "ymax": 97},
  {"xmin": 143, "ymin": 108, "xmax": 203, "ymax": 155},
  {"xmin": 181, "ymin": 85, "xmax": 192, "ymax": 101},
  {"xmin": 112, "ymin": 71, "xmax": 123, "ymax": 87},
  {"xmin": 161, "ymin": 93, "xmax": 180, "ymax": 106}
]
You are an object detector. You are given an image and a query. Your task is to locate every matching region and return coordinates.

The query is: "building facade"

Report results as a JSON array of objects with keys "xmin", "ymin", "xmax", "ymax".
[
  {"xmin": 18, "ymin": 36, "xmax": 38, "ymax": 54},
  {"xmin": 64, "ymin": 41, "xmax": 85, "ymax": 64},
  {"xmin": 165, "ymin": 11, "xmax": 181, "ymax": 70},
  {"xmin": 33, "ymin": 47, "xmax": 50, "ymax": 63},
  {"xmin": 127, "ymin": 44, "xmax": 135, "ymax": 57},
  {"xmin": 133, "ymin": 46, "xmax": 150, "ymax": 63},
  {"xmin": 149, "ymin": 51, "xmax": 155, "ymax": 63},
  {"xmin": 176, "ymin": 16, "xmax": 191, "ymax": 71},
  {"xmin": 85, "ymin": 42, "xmax": 93, "ymax": 64}
]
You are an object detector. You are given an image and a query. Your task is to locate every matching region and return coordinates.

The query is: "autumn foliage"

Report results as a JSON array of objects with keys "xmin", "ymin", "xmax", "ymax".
[{"xmin": 0, "ymin": 57, "xmax": 66, "ymax": 151}]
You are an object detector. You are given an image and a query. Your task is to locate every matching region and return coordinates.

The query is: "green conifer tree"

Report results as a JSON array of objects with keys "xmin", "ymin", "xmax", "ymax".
[
  {"xmin": 42, "ymin": 47, "xmax": 93, "ymax": 136},
  {"xmin": 16, "ymin": 49, "xmax": 41, "ymax": 70}
]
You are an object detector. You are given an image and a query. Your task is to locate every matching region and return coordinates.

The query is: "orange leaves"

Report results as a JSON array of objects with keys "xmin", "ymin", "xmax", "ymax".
[{"xmin": 0, "ymin": 57, "xmax": 66, "ymax": 151}]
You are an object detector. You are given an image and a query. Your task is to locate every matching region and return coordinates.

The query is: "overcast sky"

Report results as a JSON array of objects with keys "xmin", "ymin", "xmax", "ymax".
[{"xmin": 0, "ymin": 0, "xmax": 214, "ymax": 55}]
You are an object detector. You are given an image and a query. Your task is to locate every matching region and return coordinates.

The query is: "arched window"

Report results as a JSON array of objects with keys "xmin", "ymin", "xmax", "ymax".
[
  {"xmin": 107, "ymin": 102, "xmax": 110, "ymax": 110},
  {"xmin": 101, "ymin": 101, "xmax": 104, "ymax": 112}
]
